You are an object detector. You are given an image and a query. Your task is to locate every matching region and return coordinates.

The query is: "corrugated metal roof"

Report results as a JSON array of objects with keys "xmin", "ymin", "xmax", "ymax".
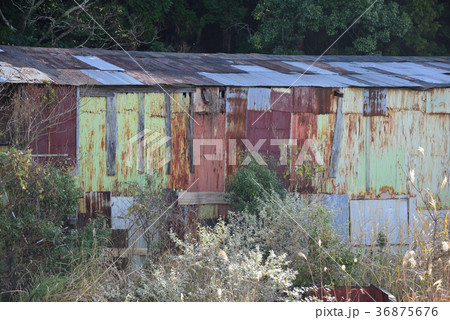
[
  {"xmin": 73, "ymin": 55, "xmax": 124, "ymax": 71},
  {"xmin": 0, "ymin": 45, "xmax": 449, "ymax": 89},
  {"xmin": 81, "ymin": 69, "xmax": 143, "ymax": 85},
  {"xmin": 282, "ymin": 61, "xmax": 337, "ymax": 75}
]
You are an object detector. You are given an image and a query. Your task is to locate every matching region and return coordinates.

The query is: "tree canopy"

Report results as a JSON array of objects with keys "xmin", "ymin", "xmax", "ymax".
[{"xmin": 0, "ymin": 0, "xmax": 448, "ymax": 55}]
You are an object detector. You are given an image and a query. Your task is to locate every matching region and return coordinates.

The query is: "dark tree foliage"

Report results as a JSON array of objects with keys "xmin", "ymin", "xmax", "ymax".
[{"xmin": 0, "ymin": 0, "xmax": 448, "ymax": 55}]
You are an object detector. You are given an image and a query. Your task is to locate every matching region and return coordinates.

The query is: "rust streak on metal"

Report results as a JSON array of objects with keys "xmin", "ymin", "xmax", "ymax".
[
  {"xmin": 190, "ymin": 113, "xmax": 226, "ymax": 192},
  {"xmin": 226, "ymin": 88, "xmax": 248, "ymax": 177}
]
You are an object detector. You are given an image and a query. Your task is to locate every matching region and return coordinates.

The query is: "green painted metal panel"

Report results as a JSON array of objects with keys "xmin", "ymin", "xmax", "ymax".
[
  {"xmin": 145, "ymin": 92, "xmax": 167, "ymax": 187},
  {"xmin": 78, "ymin": 96, "xmax": 109, "ymax": 192},
  {"xmin": 115, "ymin": 93, "xmax": 143, "ymax": 195}
]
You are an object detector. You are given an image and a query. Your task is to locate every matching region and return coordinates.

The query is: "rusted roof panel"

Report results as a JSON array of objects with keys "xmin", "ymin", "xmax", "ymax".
[{"xmin": 0, "ymin": 45, "xmax": 449, "ymax": 88}]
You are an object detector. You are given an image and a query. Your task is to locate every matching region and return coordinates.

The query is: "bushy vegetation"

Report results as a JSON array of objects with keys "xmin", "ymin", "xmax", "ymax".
[
  {"xmin": 224, "ymin": 156, "xmax": 286, "ymax": 214},
  {"xmin": 1, "ymin": 148, "xmax": 448, "ymax": 302},
  {"xmin": 0, "ymin": 148, "xmax": 111, "ymax": 301}
]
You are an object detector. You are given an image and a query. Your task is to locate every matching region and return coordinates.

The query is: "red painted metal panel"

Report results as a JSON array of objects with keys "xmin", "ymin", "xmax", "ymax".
[
  {"xmin": 315, "ymin": 87, "xmax": 334, "ymax": 114},
  {"xmin": 270, "ymin": 87, "xmax": 293, "ymax": 112},
  {"xmin": 22, "ymin": 85, "xmax": 76, "ymax": 167},
  {"xmin": 246, "ymin": 110, "xmax": 271, "ymax": 158},
  {"xmin": 225, "ymin": 88, "xmax": 248, "ymax": 177},
  {"xmin": 190, "ymin": 113, "xmax": 226, "ymax": 192},
  {"xmin": 246, "ymin": 110, "xmax": 291, "ymax": 177},
  {"xmin": 49, "ymin": 86, "xmax": 77, "ymax": 160},
  {"xmin": 290, "ymin": 113, "xmax": 318, "ymax": 178},
  {"xmin": 293, "ymin": 87, "xmax": 315, "ymax": 113},
  {"xmin": 269, "ymin": 111, "xmax": 291, "ymax": 177},
  {"xmin": 291, "ymin": 113, "xmax": 318, "ymax": 150},
  {"xmin": 308, "ymin": 285, "xmax": 393, "ymax": 302}
]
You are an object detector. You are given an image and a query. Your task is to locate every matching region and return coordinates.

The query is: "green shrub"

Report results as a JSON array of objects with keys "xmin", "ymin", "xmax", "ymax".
[
  {"xmin": 0, "ymin": 148, "xmax": 83, "ymax": 300},
  {"xmin": 224, "ymin": 155, "xmax": 286, "ymax": 214}
]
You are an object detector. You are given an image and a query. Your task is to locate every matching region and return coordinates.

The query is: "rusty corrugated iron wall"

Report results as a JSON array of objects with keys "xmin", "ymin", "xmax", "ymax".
[{"xmin": 74, "ymin": 86, "xmax": 448, "ymax": 220}]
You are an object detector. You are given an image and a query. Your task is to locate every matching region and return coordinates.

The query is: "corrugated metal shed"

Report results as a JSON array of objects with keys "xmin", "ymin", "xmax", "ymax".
[{"xmin": 0, "ymin": 45, "xmax": 449, "ymax": 89}]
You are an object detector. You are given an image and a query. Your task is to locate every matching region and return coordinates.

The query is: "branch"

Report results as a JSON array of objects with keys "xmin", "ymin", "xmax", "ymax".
[{"xmin": 0, "ymin": 7, "xmax": 17, "ymax": 31}]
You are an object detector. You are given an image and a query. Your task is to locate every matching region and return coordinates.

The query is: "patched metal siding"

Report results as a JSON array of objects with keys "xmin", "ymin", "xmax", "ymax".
[
  {"xmin": 169, "ymin": 93, "xmax": 190, "ymax": 190},
  {"xmin": 190, "ymin": 113, "xmax": 226, "ymax": 191},
  {"xmin": 78, "ymin": 96, "xmax": 108, "ymax": 193},
  {"xmin": 78, "ymin": 191, "xmax": 112, "ymax": 228},
  {"xmin": 363, "ymin": 88, "xmax": 387, "ymax": 116},
  {"xmin": 225, "ymin": 88, "xmax": 248, "ymax": 176},
  {"xmin": 144, "ymin": 93, "xmax": 167, "ymax": 187}
]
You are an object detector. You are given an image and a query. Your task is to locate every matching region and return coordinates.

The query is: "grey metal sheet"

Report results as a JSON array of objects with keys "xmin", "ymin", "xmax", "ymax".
[
  {"xmin": 81, "ymin": 69, "xmax": 143, "ymax": 85},
  {"xmin": 426, "ymin": 62, "xmax": 450, "ymax": 71},
  {"xmin": 282, "ymin": 61, "xmax": 337, "ymax": 75},
  {"xmin": 199, "ymin": 71, "xmax": 368, "ymax": 87},
  {"xmin": 231, "ymin": 65, "xmax": 274, "ymax": 72},
  {"xmin": 407, "ymin": 73, "xmax": 450, "ymax": 84},
  {"xmin": 350, "ymin": 198, "xmax": 412, "ymax": 245},
  {"xmin": 73, "ymin": 55, "xmax": 124, "ymax": 71},
  {"xmin": 350, "ymin": 73, "xmax": 421, "ymax": 87},
  {"xmin": 370, "ymin": 62, "xmax": 448, "ymax": 75}
]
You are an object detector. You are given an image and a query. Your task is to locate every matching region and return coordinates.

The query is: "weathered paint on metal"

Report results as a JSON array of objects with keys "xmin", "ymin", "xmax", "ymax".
[
  {"xmin": 78, "ymin": 96, "xmax": 108, "ymax": 193},
  {"xmin": 333, "ymin": 113, "xmax": 366, "ymax": 195},
  {"xmin": 363, "ymin": 88, "xmax": 387, "ymax": 116},
  {"xmin": 247, "ymin": 87, "xmax": 271, "ymax": 111},
  {"xmin": 111, "ymin": 196, "xmax": 134, "ymax": 229},
  {"xmin": 269, "ymin": 111, "xmax": 291, "ymax": 177},
  {"xmin": 193, "ymin": 87, "xmax": 222, "ymax": 113},
  {"xmin": 225, "ymin": 87, "xmax": 248, "ymax": 176},
  {"xmin": 386, "ymin": 89, "xmax": 426, "ymax": 112},
  {"xmin": 2, "ymin": 46, "xmax": 450, "ymax": 88},
  {"xmin": 293, "ymin": 87, "xmax": 315, "ymax": 113},
  {"xmin": 291, "ymin": 113, "xmax": 318, "ymax": 147},
  {"xmin": 342, "ymin": 88, "xmax": 363, "ymax": 114},
  {"xmin": 246, "ymin": 110, "xmax": 271, "ymax": 158},
  {"xmin": 426, "ymin": 88, "xmax": 450, "ymax": 113},
  {"xmin": 314, "ymin": 113, "xmax": 335, "ymax": 190},
  {"xmin": 190, "ymin": 113, "xmax": 226, "ymax": 192},
  {"xmin": 45, "ymin": 85, "xmax": 77, "ymax": 161},
  {"xmin": 0, "ymin": 61, "xmax": 53, "ymax": 83},
  {"xmin": 169, "ymin": 92, "xmax": 190, "ymax": 190},
  {"xmin": 329, "ymin": 93, "xmax": 344, "ymax": 178},
  {"xmin": 106, "ymin": 95, "xmax": 117, "ymax": 176},
  {"xmin": 350, "ymin": 198, "xmax": 410, "ymax": 245},
  {"xmin": 270, "ymin": 87, "xmax": 293, "ymax": 112},
  {"xmin": 78, "ymin": 191, "xmax": 112, "ymax": 228},
  {"xmin": 115, "ymin": 93, "xmax": 142, "ymax": 195},
  {"xmin": 315, "ymin": 88, "xmax": 335, "ymax": 114},
  {"xmin": 367, "ymin": 115, "xmax": 406, "ymax": 195},
  {"xmin": 144, "ymin": 92, "xmax": 167, "ymax": 186},
  {"xmin": 20, "ymin": 85, "xmax": 77, "ymax": 162}
]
